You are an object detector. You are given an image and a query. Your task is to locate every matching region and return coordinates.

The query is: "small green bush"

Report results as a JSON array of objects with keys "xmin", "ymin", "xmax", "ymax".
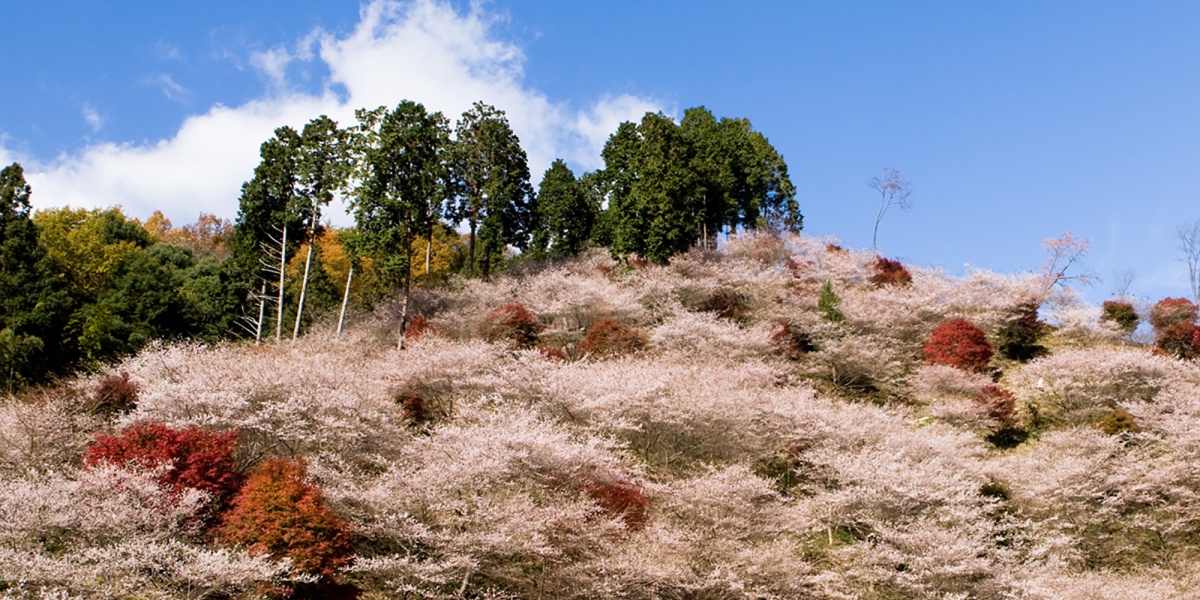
[
  {"xmin": 1100, "ymin": 300, "xmax": 1139, "ymax": 335},
  {"xmin": 817, "ymin": 281, "xmax": 844, "ymax": 325},
  {"xmin": 995, "ymin": 302, "xmax": 1047, "ymax": 362}
]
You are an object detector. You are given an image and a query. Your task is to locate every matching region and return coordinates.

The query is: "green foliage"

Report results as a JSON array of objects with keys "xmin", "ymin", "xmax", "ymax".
[
  {"xmin": 35, "ymin": 206, "xmax": 153, "ymax": 302},
  {"xmin": 817, "ymin": 280, "xmax": 845, "ymax": 324},
  {"xmin": 995, "ymin": 302, "xmax": 1047, "ymax": 362},
  {"xmin": 448, "ymin": 102, "xmax": 534, "ymax": 279},
  {"xmin": 606, "ymin": 113, "xmax": 701, "ymax": 264},
  {"xmin": 351, "ymin": 101, "xmax": 449, "ymax": 289},
  {"xmin": 531, "ymin": 159, "xmax": 595, "ymax": 258},
  {"xmin": 0, "ymin": 163, "xmax": 73, "ymax": 389},
  {"xmin": 1100, "ymin": 300, "xmax": 1139, "ymax": 336},
  {"xmin": 599, "ymin": 107, "xmax": 799, "ymax": 264}
]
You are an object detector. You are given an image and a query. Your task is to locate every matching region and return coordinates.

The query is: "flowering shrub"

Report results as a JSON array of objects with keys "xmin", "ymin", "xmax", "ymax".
[
  {"xmin": 1007, "ymin": 347, "xmax": 1185, "ymax": 428},
  {"xmin": 221, "ymin": 458, "xmax": 352, "ymax": 581},
  {"xmin": 923, "ymin": 318, "xmax": 993, "ymax": 372},
  {"xmin": 576, "ymin": 318, "xmax": 646, "ymax": 357},
  {"xmin": 84, "ymin": 423, "xmax": 243, "ymax": 510},
  {"xmin": 1149, "ymin": 297, "xmax": 1197, "ymax": 330},
  {"xmin": 868, "ymin": 256, "xmax": 912, "ymax": 287},
  {"xmin": 1100, "ymin": 300, "xmax": 1139, "ymax": 335},
  {"xmin": 91, "ymin": 371, "xmax": 140, "ymax": 416},
  {"xmin": 479, "ymin": 302, "xmax": 543, "ymax": 348}
]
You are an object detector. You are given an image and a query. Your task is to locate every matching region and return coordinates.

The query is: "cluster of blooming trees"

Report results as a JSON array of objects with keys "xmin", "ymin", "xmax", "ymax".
[{"xmin": 4, "ymin": 233, "xmax": 1200, "ymax": 597}]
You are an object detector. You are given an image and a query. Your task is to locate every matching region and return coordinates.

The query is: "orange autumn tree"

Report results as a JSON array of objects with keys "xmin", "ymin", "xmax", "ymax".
[{"xmin": 221, "ymin": 458, "xmax": 352, "ymax": 580}]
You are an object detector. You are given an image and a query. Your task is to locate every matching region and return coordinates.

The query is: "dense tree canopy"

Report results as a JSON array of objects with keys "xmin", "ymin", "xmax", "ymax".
[
  {"xmin": 0, "ymin": 98, "xmax": 803, "ymax": 386},
  {"xmin": 531, "ymin": 159, "xmax": 595, "ymax": 258},
  {"xmin": 599, "ymin": 107, "xmax": 799, "ymax": 263},
  {"xmin": 448, "ymin": 102, "xmax": 534, "ymax": 279},
  {"xmin": 351, "ymin": 100, "xmax": 450, "ymax": 346}
]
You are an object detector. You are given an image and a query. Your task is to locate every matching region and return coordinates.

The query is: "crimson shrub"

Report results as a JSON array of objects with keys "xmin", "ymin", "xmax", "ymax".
[
  {"xmin": 85, "ymin": 423, "xmax": 243, "ymax": 509},
  {"xmin": 480, "ymin": 303, "xmax": 543, "ymax": 349},
  {"xmin": 1154, "ymin": 321, "xmax": 1200, "ymax": 359},
  {"xmin": 974, "ymin": 385, "xmax": 1016, "ymax": 427},
  {"xmin": 585, "ymin": 477, "xmax": 649, "ymax": 531},
  {"xmin": 1149, "ymin": 297, "xmax": 1197, "ymax": 330},
  {"xmin": 771, "ymin": 322, "xmax": 815, "ymax": 360},
  {"xmin": 91, "ymin": 371, "xmax": 140, "ymax": 416},
  {"xmin": 576, "ymin": 319, "xmax": 646, "ymax": 357},
  {"xmin": 868, "ymin": 256, "xmax": 912, "ymax": 287},
  {"xmin": 923, "ymin": 318, "xmax": 993, "ymax": 372}
]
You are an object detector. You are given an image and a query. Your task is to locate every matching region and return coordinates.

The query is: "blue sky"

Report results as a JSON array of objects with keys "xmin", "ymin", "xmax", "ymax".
[{"xmin": 4, "ymin": 1, "xmax": 1200, "ymax": 306}]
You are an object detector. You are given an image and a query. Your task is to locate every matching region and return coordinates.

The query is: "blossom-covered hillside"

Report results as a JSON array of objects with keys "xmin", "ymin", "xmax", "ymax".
[{"xmin": 3, "ymin": 235, "xmax": 1200, "ymax": 599}]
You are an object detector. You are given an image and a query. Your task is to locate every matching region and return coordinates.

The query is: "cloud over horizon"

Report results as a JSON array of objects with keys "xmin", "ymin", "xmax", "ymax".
[{"xmin": 13, "ymin": 0, "xmax": 661, "ymax": 226}]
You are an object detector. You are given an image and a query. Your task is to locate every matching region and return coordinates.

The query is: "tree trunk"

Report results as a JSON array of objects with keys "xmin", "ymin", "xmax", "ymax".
[
  {"xmin": 292, "ymin": 233, "xmax": 315, "ymax": 340},
  {"xmin": 425, "ymin": 232, "xmax": 432, "ymax": 277},
  {"xmin": 255, "ymin": 281, "xmax": 266, "ymax": 345},
  {"xmin": 276, "ymin": 226, "xmax": 287, "ymax": 342},
  {"xmin": 337, "ymin": 264, "xmax": 353, "ymax": 337},
  {"xmin": 398, "ymin": 241, "xmax": 413, "ymax": 350},
  {"xmin": 467, "ymin": 221, "xmax": 477, "ymax": 278}
]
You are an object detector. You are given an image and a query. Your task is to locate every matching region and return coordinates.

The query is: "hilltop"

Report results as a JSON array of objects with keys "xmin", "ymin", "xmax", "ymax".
[{"xmin": 2, "ymin": 234, "xmax": 1199, "ymax": 599}]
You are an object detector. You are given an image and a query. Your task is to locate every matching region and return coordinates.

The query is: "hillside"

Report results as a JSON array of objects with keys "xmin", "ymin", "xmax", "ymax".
[{"xmin": 3, "ymin": 234, "xmax": 1199, "ymax": 599}]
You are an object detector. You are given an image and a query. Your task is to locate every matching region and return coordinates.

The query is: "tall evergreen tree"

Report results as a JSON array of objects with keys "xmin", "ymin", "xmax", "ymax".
[
  {"xmin": 351, "ymin": 101, "xmax": 450, "ymax": 348},
  {"xmin": 447, "ymin": 102, "xmax": 534, "ymax": 279},
  {"xmin": 603, "ymin": 112, "xmax": 701, "ymax": 264},
  {"xmin": 599, "ymin": 108, "xmax": 800, "ymax": 263},
  {"xmin": 0, "ymin": 163, "xmax": 70, "ymax": 388},
  {"xmin": 291, "ymin": 116, "xmax": 352, "ymax": 339},
  {"xmin": 231, "ymin": 126, "xmax": 309, "ymax": 341},
  {"xmin": 531, "ymin": 159, "xmax": 594, "ymax": 258}
]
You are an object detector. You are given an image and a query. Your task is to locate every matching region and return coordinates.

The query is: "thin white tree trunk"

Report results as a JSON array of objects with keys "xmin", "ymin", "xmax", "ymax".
[
  {"xmin": 337, "ymin": 265, "xmax": 353, "ymax": 337},
  {"xmin": 255, "ymin": 281, "xmax": 266, "ymax": 344},
  {"xmin": 425, "ymin": 234, "xmax": 432, "ymax": 275},
  {"xmin": 276, "ymin": 226, "xmax": 287, "ymax": 342},
  {"xmin": 293, "ymin": 237, "xmax": 314, "ymax": 340}
]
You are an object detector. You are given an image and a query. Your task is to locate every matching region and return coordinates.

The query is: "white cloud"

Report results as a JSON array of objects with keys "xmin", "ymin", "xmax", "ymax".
[
  {"xmin": 17, "ymin": 0, "xmax": 662, "ymax": 226},
  {"xmin": 81, "ymin": 104, "xmax": 104, "ymax": 132},
  {"xmin": 155, "ymin": 74, "xmax": 189, "ymax": 101}
]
